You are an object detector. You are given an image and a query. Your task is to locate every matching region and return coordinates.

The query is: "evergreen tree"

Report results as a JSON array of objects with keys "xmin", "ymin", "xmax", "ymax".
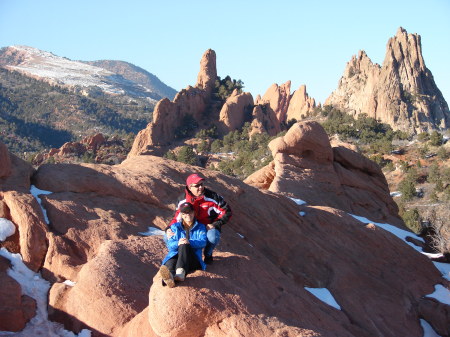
[{"xmin": 176, "ymin": 146, "xmax": 197, "ymax": 165}]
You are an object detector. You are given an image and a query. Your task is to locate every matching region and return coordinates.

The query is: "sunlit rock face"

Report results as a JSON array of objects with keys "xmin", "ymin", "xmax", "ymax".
[
  {"xmin": 245, "ymin": 120, "xmax": 402, "ymax": 227},
  {"xmin": 0, "ymin": 137, "xmax": 448, "ymax": 337},
  {"xmin": 325, "ymin": 27, "xmax": 450, "ymax": 133}
]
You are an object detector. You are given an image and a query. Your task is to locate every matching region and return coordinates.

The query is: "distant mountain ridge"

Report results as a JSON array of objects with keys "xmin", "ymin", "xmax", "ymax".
[
  {"xmin": 0, "ymin": 45, "xmax": 176, "ymax": 102},
  {"xmin": 82, "ymin": 60, "xmax": 177, "ymax": 101}
]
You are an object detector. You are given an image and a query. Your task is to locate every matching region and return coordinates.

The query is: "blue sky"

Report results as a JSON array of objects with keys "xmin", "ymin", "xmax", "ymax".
[{"xmin": 1, "ymin": 0, "xmax": 449, "ymax": 104}]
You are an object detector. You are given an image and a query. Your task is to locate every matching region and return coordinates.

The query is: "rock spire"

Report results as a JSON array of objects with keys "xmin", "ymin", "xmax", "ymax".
[{"xmin": 325, "ymin": 27, "xmax": 449, "ymax": 133}]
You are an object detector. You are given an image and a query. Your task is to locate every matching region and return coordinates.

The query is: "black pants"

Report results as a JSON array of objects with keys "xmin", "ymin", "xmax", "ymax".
[{"xmin": 164, "ymin": 244, "xmax": 201, "ymax": 275}]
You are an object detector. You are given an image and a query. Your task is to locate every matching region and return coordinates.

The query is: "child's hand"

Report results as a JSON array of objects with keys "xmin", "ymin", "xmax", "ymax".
[{"xmin": 178, "ymin": 238, "xmax": 189, "ymax": 245}]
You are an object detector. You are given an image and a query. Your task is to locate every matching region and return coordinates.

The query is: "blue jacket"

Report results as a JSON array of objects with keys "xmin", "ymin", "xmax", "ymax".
[{"xmin": 162, "ymin": 219, "xmax": 207, "ymax": 270}]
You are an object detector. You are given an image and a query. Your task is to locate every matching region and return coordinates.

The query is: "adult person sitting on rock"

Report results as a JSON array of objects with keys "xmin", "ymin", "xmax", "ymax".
[
  {"xmin": 159, "ymin": 202, "xmax": 207, "ymax": 288},
  {"xmin": 166, "ymin": 173, "xmax": 232, "ymax": 264}
]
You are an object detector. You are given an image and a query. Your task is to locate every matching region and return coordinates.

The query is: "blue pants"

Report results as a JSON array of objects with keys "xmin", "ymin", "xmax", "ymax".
[
  {"xmin": 204, "ymin": 228, "xmax": 220, "ymax": 257},
  {"xmin": 164, "ymin": 228, "xmax": 220, "ymax": 257}
]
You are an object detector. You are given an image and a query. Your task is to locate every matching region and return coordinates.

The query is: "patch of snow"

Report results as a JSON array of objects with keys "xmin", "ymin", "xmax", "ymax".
[
  {"xmin": 138, "ymin": 227, "xmax": 165, "ymax": 236},
  {"xmin": 422, "ymin": 252, "xmax": 444, "ymax": 259},
  {"xmin": 433, "ymin": 262, "xmax": 450, "ymax": 281},
  {"xmin": 299, "ymin": 211, "xmax": 306, "ymax": 217},
  {"xmin": 0, "ymin": 218, "xmax": 15, "ymax": 241},
  {"xmin": 350, "ymin": 214, "xmax": 450, "ymax": 297},
  {"xmin": 30, "ymin": 185, "xmax": 53, "ymax": 225},
  {"xmin": 5, "ymin": 46, "xmax": 157, "ymax": 101},
  {"xmin": 349, "ymin": 214, "xmax": 424, "ymax": 251},
  {"xmin": 390, "ymin": 191, "xmax": 402, "ymax": 197},
  {"xmin": 425, "ymin": 284, "xmax": 450, "ymax": 305},
  {"xmin": 304, "ymin": 287, "xmax": 341, "ymax": 310},
  {"xmin": 236, "ymin": 232, "xmax": 244, "ymax": 239},
  {"xmin": 289, "ymin": 197, "xmax": 307, "ymax": 205},
  {"xmin": 420, "ymin": 319, "xmax": 440, "ymax": 337},
  {"xmin": 0, "ymin": 248, "xmax": 91, "ymax": 336},
  {"xmin": 63, "ymin": 280, "xmax": 76, "ymax": 287}
]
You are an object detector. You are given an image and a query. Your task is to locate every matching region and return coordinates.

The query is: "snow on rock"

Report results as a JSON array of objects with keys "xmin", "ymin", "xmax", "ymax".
[
  {"xmin": 0, "ymin": 218, "xmax": 15, "ymax": 241},
  {"xmin": 30, "ymin": 185, "xmax": 52, "ymax": 225},
  {"xmin": 138, "ymin": 227, "xmax": 165, "ymax": 236},
  {"xmin": 0, "ymin": 248, "xmax": 91, "ymax": 337},
  {"xmin": 349, "ymin": 214, "xmax": 424, "ymax": 250},
  {"xmin": 304, "ymin": 287, "xmax": 341, "ymax": 310},
  {"xmin": 4, "ymin": 45, "xmax": 157, "ymax": 102},
  {"xmin": 289, "ymin": 197, "xmax": 307, "ymax": 205}
]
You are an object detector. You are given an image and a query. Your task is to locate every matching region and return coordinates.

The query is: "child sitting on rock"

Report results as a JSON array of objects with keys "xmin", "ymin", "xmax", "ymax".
[{"xmin": 159, "ymin": 202, "xmax": 207, "ymax": 287}]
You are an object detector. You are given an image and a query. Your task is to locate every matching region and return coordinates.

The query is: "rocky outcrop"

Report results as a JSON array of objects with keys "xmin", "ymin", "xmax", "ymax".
[
  {"xmin": 0, "ymin": 256, "xmax": 37, "ymax": 331},
  {"xmin": 195, "ymin": 49, "xmax": 217, "ymax": 94},
  {"xmin": 129, "ymin": 50, "xmax": 217, "ymax": 155},
  {"xmin": 0, "ymin": 152, "xmax": 48, "ymax": 272},
  {"xmin": 286, "ymin": 85, "xmax": 316, "ymax": 122},
  {"xmin": 245, "ymin": 120, "xmax": 402, "ymax": 226},
  {"xmin": 218, "ymin": 90, "xmax": 254, "ymax": 134},
  {"xmin": 32, "ymin": 133, "xmax": 128, "ymax": 166},
  {"xmin": 325, "ymin": 27, "xmax": 450, "ymax": 133},
  {"xmin": 257, "ymin": 81, "xmax": 291, "ymax": 124},
  {"xmin": 249, "ymin": 104, "xmax": 282, "ymax": 137},
  {"xmin": 0, "ymin": 141, "xmax": 448, "ymax": 336}
]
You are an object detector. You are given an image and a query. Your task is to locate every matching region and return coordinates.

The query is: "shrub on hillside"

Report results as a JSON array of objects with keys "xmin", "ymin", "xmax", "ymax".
[
  {"xmin": 401, "ymin": 208, "xmax": 421, "ymax": 233},
  {"xmin": 213, "ymin": 76, "xmax": 244, "ymax": 101},
  {"xmin": 399, "ymin": 177, "xmax": 416, "ymax": 201}
]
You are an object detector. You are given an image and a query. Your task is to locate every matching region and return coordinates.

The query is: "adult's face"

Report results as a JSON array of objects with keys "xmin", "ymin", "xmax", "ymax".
[{"xmin": 189, "ymin": 182, "xmax": 204, "ymax": 197}]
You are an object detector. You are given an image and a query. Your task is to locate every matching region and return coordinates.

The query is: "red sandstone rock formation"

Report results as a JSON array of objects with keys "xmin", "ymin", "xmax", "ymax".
[
  {"xmin": 258, "ymin": 81, "xmax": 291, "ymax": 124},
  {"xmin": 325, "ymin": 27, "xmax": 450, "ymax": 133},
  {"xmin": 0, "ymin": 142, "xmax": 448, "ymax": 336},
  {"xmin": 0, "ymin": 151, "xmax": 48, "ymax": 272},
  {"xmin": 218, "ymin": 89, "xmax": 254, "ymax": 134},
  {"xmin": 245, "ymin": 120, "xmax": 402, "ymax": 226},
  {"xmin": 81, "ymin": 133, "xmax": 106, "ymax": 150},
  {"xmin": 249, "ymin": 104, "xmax": 281, "ymax": 137},
  {"xmin": 129, "ymin": 50, "xmax": 217, "ymax": 155},
  {"xmin": 286, "ymin": 85, "xmax": 316, "ymax": 122}
]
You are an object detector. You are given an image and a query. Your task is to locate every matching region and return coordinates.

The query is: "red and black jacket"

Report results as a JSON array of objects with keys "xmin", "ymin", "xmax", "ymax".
[{"xmin": 168, "ymin": 187, "xmax": 232, "ymax": 231}]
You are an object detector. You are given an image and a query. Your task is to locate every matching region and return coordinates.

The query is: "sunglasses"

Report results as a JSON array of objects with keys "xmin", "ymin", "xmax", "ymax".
[{"xmin": 190, "ymin": 183, "xmax": 203, "ymax": 188}]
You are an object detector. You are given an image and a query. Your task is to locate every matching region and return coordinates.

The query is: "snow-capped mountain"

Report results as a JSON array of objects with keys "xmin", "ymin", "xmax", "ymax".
[{"xmin": 0, "ymin": 45, "xmax": 175, "ymax": 102}]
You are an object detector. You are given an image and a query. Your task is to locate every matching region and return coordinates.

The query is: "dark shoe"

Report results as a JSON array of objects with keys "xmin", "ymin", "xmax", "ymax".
[
  {"xmin": 159, "ymin": 265, "xmax": 175, "ymax": 288},
  {"xmin": 204, "ymin": 255, "xmax": 213, "ymax": 265}
]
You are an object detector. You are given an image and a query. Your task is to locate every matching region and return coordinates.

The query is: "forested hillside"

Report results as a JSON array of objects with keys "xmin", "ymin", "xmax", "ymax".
[{"xmin": 0, "ymin": 68, "xmax": 152, "ymax": 156}]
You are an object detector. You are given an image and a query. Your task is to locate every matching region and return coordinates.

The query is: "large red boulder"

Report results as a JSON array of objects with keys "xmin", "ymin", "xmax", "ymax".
[{"xmin": 245, "ymin": 120, "xmax": 403, "ymax": 226}]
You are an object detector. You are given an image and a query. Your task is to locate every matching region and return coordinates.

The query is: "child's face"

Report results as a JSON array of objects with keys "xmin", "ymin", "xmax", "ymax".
[{"xmin": 181, "ymin": 211, "xmax": 195, "ymax": 223}]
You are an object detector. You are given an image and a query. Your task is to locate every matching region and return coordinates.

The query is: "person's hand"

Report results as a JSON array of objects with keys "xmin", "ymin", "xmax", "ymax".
[
  {"xmin": 206, "ymin": 224, "xmax": 215, "ymax": 230},
  {"xmin": 178, "ymin": 238, "xmax": 189, "ymax": 245},
  {"xmin": 166, "ymin": 228, "xmax": 175, "ymax": 238}
]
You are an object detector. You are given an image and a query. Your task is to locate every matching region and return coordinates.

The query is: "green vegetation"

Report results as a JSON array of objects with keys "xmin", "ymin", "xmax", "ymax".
[
  {"xmin": 174, "ymin": 115, "xmax": 198, "ymax": 139},
  {"xmin": 212, "ymin": 123, "xmax": 275, "ymax": 179},
  {"xmin": 400, "ymin": 207, "xmax": 421, "ymax": 233},
  {"xmin": 319, "ymin": 106, "xmax": 408, "ymax": 166},
  {"xmin": 195, "ymin": 125, "xmax": 218, "ymax": 139},
  {"xmin": 0, "ymin": 68, "xmax": 151, "ymax": 158},
  {"xmin": 213, "ymin": 76, "xmax": 244, "ymax": 101},
  {"xmin": 398, "ymin": 176, "xmax": 416, "ymax": 201},
  {"xmin": 164, "ymin": 123, "xmax": 275, "ymax": 179},
  {"xmin": 429, "ymin": 131, "xmax": 443, "ymax": 146}
]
